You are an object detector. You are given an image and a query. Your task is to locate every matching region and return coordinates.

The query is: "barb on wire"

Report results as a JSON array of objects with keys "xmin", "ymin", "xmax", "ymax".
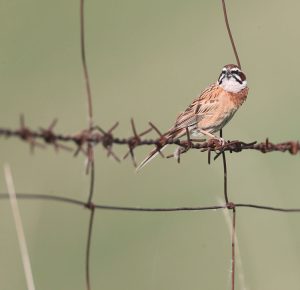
[
  {"xmin": 123, "ymin": 119, "xmax": 152, "ymax": 167},
  {"xmin": 18, "ymin": 115, "xmax": 45, "ymax": 153},
  {"xmin": 148, "ymin": 121, "xmax": 163, "ymax": 137},
  {"xmin": 39, "ymin": 119, "xmax": 72, "ymax": 152},
  {"xmin": 93, "ymin": 123, "xmax": 121, "ymax": 162},
  {"xmin": 148, "ymin": 121, "xmax": 166, "ymax": 158}
]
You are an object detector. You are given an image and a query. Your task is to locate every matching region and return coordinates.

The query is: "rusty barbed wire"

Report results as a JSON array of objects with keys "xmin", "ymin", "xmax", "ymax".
[{"xmin": 0, "ymin": 123, "xmax": 299, "ymax": 161}]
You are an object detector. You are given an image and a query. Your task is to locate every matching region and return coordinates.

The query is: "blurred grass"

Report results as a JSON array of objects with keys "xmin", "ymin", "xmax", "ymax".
[{"xmin": 1, "ymin": 0, "xmax": 300, "ymax": 289}]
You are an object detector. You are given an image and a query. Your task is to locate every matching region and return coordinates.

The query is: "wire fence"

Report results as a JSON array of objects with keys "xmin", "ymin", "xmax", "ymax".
[{"xmin": 1, "ymin": 1, "xmax": 300, "ymax": 290}]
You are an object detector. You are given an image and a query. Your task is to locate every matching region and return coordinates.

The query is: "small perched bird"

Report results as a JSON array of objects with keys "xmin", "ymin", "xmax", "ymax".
[{"xmin": 137, "ymin": 64, "xmax": 248, "ymax": 170}]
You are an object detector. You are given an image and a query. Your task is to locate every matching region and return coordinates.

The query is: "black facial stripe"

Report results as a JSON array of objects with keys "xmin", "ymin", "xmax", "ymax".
[
  {"xmin": 218, "ymin": 73, "xmax": 225, "ymax": 84},
  {"xmin": 231, "ymin": 70, "xmax": 246, "ymax": 82},
  {"xmin": 231, "ymin": 70, "xmax": 240, "ymax": 75},
  {"xmin": 232, "ymin": 75, "xmax": 243, "ymax": 84},
  {"xmin": 232, "ymin": 72, "xmax": 241, "ymax": 79}
]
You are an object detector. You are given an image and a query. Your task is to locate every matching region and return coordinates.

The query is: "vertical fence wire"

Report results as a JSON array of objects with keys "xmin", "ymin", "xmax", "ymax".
[{"xmin": 0, "ymin": 1, "xmax": 300, "ymax": 290}]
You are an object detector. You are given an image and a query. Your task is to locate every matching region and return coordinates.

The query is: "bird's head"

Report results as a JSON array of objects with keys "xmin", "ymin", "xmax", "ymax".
[{"xmin": 218, "ymin": 64, "xmax": 247, "ymax": 93}]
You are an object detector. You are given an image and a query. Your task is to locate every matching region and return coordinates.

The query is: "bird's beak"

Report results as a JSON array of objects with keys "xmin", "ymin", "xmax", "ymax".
[{"xmin": 225, "ymin": 71, "xmax": 232, "ymax": 78}]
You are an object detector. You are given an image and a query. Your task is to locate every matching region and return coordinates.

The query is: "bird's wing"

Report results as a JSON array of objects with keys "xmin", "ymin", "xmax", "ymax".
[
  {"xmin": 167, "ymin": 83, "xmax": 220, "ymax": 137},
  {"xmin": 136, "ymin": 83, "xmax": 221, "ymax": 171}
]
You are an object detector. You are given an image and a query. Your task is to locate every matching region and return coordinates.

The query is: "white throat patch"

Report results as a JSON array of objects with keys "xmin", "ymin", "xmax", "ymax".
[{"xmin": 219, "ymin": 78, "xmax": 247, "ymax": 93}]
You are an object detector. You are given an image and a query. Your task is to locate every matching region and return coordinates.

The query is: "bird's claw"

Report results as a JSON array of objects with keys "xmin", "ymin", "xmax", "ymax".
[
  {"xmin": 210, "ymin": 137, "xmax": 225, "ymax": 147},
  {"xmin": 173, "ymin": 147, "xmax": 181, "ymax": 163},
  {"xmin": 218, "ymin": 137, "xmax": 225, "ymax": 146}
]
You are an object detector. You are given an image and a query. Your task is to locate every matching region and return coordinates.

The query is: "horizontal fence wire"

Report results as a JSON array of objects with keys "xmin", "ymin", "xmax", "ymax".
[
  {"xmin": 1, "ymin": 193, "xmax": 300, "ymax": 213},
  {"xmin": 1, "ymin": 1, "xmax": 300, "ymax": 290}
]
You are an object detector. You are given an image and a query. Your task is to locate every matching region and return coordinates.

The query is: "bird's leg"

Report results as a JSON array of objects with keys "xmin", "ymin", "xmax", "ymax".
[
  {"xmin": 173, "ymin": 146, "xmax": 182, "ymax": 163},
  {"xmin": 199, "ymin": 129, "xmax": 225, "ymax": 146}
]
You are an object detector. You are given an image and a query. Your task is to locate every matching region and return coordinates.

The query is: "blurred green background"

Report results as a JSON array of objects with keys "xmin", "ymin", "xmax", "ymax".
[{"xmin": 1, "ymin": 0, "xmax": 300, "ymax": 289}]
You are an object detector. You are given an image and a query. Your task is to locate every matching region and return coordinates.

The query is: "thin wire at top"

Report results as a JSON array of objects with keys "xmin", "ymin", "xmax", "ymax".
[
  {"xmin": 221, "ymin": 0, "xmax": 241, "ymax": 68},
  {"xmin": 80, "ymin": 0, "xmax": 94, "ymax": 129}
]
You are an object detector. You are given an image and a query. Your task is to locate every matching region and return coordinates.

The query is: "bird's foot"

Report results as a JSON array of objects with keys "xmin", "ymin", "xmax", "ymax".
[
  {"xmin": 210, "ymin": 137, "xmax": 225, "ymax": 147},
  {"xmin": 217, "ymin": 137, "xmax": 225, "ymax": 146},
  {"xmin": 173, "ymin": 147, "xmax": 181, "ymax": 163}
]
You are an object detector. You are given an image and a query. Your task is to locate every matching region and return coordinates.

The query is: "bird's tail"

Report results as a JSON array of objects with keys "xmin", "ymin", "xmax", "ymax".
[
  {"xmin": 136, "ymin": 144, "xmax": 168, "ymax": 171},
  {"xmin": 136, "ymin": 127, "xmax": 187, "ymax": 171}
]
